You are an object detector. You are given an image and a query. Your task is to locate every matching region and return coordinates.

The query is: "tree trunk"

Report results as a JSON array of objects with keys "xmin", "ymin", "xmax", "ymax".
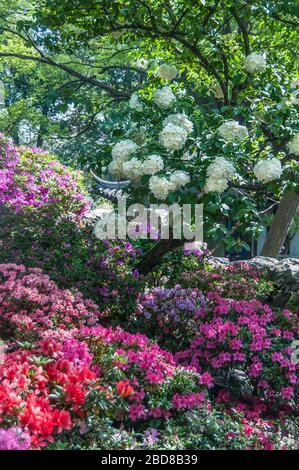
[
  {"xmin": 137, "ymin": 238, "xmax": 184, "ymax": 275},
  {"xmin": 261, "ymin": 189, "xmax": 299, "ymax": 258}
]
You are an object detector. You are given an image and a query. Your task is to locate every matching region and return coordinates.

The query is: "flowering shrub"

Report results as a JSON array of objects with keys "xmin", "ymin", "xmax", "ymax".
[
  {"xmin": 0, "ymin": 325, "xmax": 207, "ymax": 449},
  {"xmin": 0, "ymin": 428, "xmax": 31, "ymax": 450},
  {"xmin": 145, "ymin": 405, "xmax": 298, "ymax": 450},
  {"xmin": 0, "ymin": 263, "xmax": 102, "ymax": 338},
  {"xmin": 130, "ymin": 286, "xmax": 206, "ymax": 351},
  {"xmin": 0, "ymin": 216, "xmax": 142, "ymax": 323},
  {"xmin": 175, "ymin": 292, "xmax": 299, "ymax": 408},
  {"xmin": 0, "ymin": 135, "xmax": 91, "ymax": 219},
  {"xmin": 0, "ymin": 263, "xmax": 211, "ymax": 449},
  {"xmin": 179, "ymin": 262, "xmax": 274, "ymax": 302}
]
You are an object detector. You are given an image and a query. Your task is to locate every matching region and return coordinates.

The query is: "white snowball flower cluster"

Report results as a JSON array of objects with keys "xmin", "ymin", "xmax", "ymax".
[
  {"xmin": 244, "ymin": 52, "xmax": 267, "ymax": 74},
  {"xmin": 142, "ymin": 154, "xmax": 164, "ymax": 175},
  {"xmin": 136, "ymin": 58, "xmax": 149, "ymax": 69},
  {"xmin": 129, "ymin": 93, "xmax": 143, "ymax": 111},
  {"xmin": 170, "ymin": 170, "xmax": 190, "ymax": 189},
  {"xmin": 288, "ymin": 134, "xmax": 299, "ymax": 156},
  {"xmin": 163, "ymin": 113, "xmax": 193, "ymax": 134},
  {"xmin": 253, "ymin": 158, "xmax": 282, "ymax": 183},
  {"xmin": 123, "ymin": 158, "xmax": 143, "ymax": 180},
  {"xmin": 204, "ymin": 157, "xmax": 235, "ymax": 193},
  {"xmin": 156, "ymin": 64, "xmax": 178, "ymax": 81},
  {"xmin": 109, "ymin": 139, "xmax": 139, "ymax": 179},
  {"xmin": 218, "ymin": 120, "xmax": 249, "ymax": 142},
  {"xmin": 149, "ymin": 175, "xmax": 176, "ymax": 200},
  {"xmin": 154, "ymin": 86, "xmax": 176, "ymax": 109},
  {"xmin": 111, "ymin": 139, "xmax": 139, "ymax": 162},
  {"xmin": 159, "ymin": 123, "xmax": 188, "ymax": 151},
  {"xmin": 122, "ymin": 155, "xmax": 164, "ymax": 180},
  {"xmin": 204, "ymin": 178, "xmax": 229, "ymax": 193}
]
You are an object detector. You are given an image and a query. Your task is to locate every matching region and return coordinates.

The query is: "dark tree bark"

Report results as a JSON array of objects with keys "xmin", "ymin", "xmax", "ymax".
[
  {"xmin": 137, "ymin": 238, "xmax": 184, "ymax": 275},
  {"xmin": 261, "ymin": 189, "xmax": 299, "ymax": 258}
]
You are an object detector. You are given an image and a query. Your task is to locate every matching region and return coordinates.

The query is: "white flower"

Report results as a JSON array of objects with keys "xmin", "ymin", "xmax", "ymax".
[
  {"xmin": 149, "ymin": 175, "xmax": 175, "ymax": 200},
  {"xmin": 154, "ymin": 86, "xmax": 176, "ymax": 109},
  {"xmin": 111, "ymin": 139, "xmax": 139, "ymax": 162},
  {"xmin": 206, "ymin": 157, "xmax": 235, "ymax": 180},
  {"xmin": 142, "ymin": 154, "xmax": 164, "ymax": 175},
  {"xmin": 244, "ymin": 52, "xmax": 267, "ymax": 74},
  {"xmin": 204, "ymin": 178, "xmax": 228, "ymax": 193},
  {"xmin": 156, "ymin": 64, "xmax": 178, "ymax": 81},
  {"xmin": 288, "ymin": 134, "xmax": 299, "ymax": 156},
  {"xmin": 204, "ymin": 157, "xmax": 235, "ymax": 193},
  {"xmin": 217, "ymin": 120, "xmax": 248, "ymax": 142},
  {"xmin": 129, "ymin": 93, "xmax": 143, "ymax": 111},
  {"xmin": 163, "ymin": 113, "xmax": 193, "ymax": 134},
  {"xmin": 108, "ymin": 160, "xmax": 125, "ymax": 179},
  {"xmin": 136, "ymin": 58, "xmax": 149, "ymax": 69},
  {"xmin": 253, "ymin": 158, "xmax": 283, "ymax": 183},
  {"xmin": 170, "ymin": 170, "xmax": 190, "ymax": 188},
  {"xmin": 123, "ymin": 157, "xmax": 143, "ymax": 179},
  {"xmin": 159, "ymin": 123, "xmax": 188, "ymax": 151}
]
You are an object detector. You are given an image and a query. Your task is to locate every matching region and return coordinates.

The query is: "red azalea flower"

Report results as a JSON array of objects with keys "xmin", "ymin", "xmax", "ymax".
[{"xmin": 116, "ymin": 380, "xmax": 134, "ymax": 398}]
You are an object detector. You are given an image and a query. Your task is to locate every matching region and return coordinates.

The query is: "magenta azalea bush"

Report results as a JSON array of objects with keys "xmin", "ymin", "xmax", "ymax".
[
  {"xmin": 0, "ymin": 135, "xmax": 91, "ymax": 218},
  {"xmin": 175, "ymin": 292, "xmax": 298, "ymax": 408}
]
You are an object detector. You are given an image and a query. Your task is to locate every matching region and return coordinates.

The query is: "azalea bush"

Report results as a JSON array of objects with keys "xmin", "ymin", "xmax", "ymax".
[
  {"xmin": 130, "ymin": 285, "xmax": 206, "ymax": 351},
  {"xmin": 179, "ymin": 262, "xmax": 274, "ymax": 302},
  {"xmin": 0, "ymin": 263, "xmax": 212, "ymax": 449},
  {"xmin": 175, "ymin": 292, "xmax": 299, "ymax": 408},
  {"xmin": 144, "ymin": 406, "xmax": 299, "ymax": 450},
  {"xmin": 0, "ymin": 217, "xmax": 142, "ymax": 323},
  {"xmin": 0, "ymin": 135, "xmax": 91, "ymax": 219}
]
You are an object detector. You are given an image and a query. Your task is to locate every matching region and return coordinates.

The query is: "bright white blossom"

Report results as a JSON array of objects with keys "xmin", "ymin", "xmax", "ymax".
[
  {"xmin": 154, "ymin": 86, "xmax": 176, "ymax": 109},
  {"xmin": 163, "ymin": 113, "xmax": 193, "ymax": 134},
  {"xmin": 217, "ymin": 120, "xmax": 248, "ymax": 142},
  {"xmin": 204, "ymin": 157, "xmax": 235, "ymax": 193},
  {"xmin": 204, "ymin": 178, "xmax": 228, "ymax": 193},
  {"xmin": 111, "ymin": 139, "xmax": 139, "ymax": 162},
  {"xmin": 149, "ymin": 175, "xmax": 175, "ymax": 200},
  {"xmin": 288, "ymin": 134, "xmax": 299, "ymax": 156},
  {"xmin": 123, "ymin": 157, "xmax": 143, "ymax": 179},
  {"xmin": 129, "ymin": 93, "xmax": 143, "ymax": 111},
  {"xmin": 142, "ymin": 154, "xmax": 164, "ymax": 175},
  {"xmin": 156, "ymin": 63, "xmax": 178, "ymax": 81},
  {"xmin": 159, "ymin": 123, "xmax": 188, "ymax": 151},
  {"xmin": 244, "ymin": 52, "xmax": 267, "ymax": 74},
  {"xmin": 206, "ymin": 157, "xmax": 235, "ymax": 180},
  {"xmin": 136, "ymin": 58, "xmax": 149, "ymax": 69},
  {"xmin": 170, "ymin": 170, "xmax": 190, "ymax": 188},
  {"xmin": 253, "ymin": 158, "xmax": 283, "ymax": 183}
]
